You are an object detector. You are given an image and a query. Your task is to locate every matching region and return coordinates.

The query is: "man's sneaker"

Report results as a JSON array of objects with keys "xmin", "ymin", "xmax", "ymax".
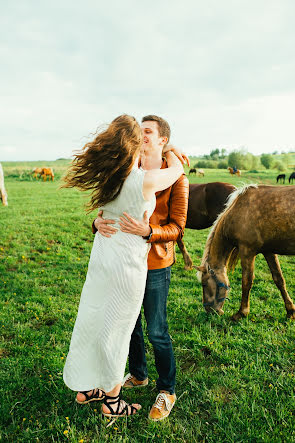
[
  {"xmin": 148, "ymin": 391, "xmax": 176, "ymax": 421},
  {"xmin": 123, "ymin": 373, "xmax": 148, "ymax": 389}
]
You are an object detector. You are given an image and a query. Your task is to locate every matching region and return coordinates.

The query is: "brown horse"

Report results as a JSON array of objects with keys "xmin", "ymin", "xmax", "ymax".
[
  {"xmin": 197, "ymin": 185, "xmax": 295, "ymax": 320},
  {"xmin": 32, "ymin": 167, "xmax": 43, "ymax": 179},
  {"xmin": 177, "ymin": 182, "xmax": 236, "ymax": 269},
  {"xmin": 228, "ymin": 167, "xmax": 241, "ymax": 176},
  {"xmin": 41, "ymin": 167, "xmax": 54, "ymax": 181}
]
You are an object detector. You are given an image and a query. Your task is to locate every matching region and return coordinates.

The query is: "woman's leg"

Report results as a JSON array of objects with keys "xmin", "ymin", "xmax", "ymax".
[{"xmin": 102, "ymin": 383, "xmax": 141, "ymax": 416}]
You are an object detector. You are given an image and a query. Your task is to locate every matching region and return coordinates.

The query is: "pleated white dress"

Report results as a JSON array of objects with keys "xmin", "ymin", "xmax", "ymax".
[{"xmin": 63, "ymin": 166, "xmax": 155, "ymax": 393}]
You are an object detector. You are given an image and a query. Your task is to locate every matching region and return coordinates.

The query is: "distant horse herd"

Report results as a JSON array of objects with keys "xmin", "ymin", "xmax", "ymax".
[
  {"xmin": 1, "ymin": 162, "xmax": 295, "ymax": 322},
  {"xmin": 32, "ymin": 167, "xmax": 54, "ymax": 181},
  {"xmin": 277, "ymin": 172, "xmax": 295, "ymax": 184}
]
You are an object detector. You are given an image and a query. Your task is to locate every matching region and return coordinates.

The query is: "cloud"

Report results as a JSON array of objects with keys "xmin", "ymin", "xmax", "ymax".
[{"xmin": 0, "ymin": 0, "xmax": 295, "ymax": 160}]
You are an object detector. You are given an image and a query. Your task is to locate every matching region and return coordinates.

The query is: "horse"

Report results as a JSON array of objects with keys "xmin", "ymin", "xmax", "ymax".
[
  {"xmin": 32, "ymin": 167, "xmax": 43, "ymax": 179},
  {"xmin": 196, "ymin": 169, "xmax": 205, "ymax": 177},
  {"xmin": 228, "ymin": 167, "xmax": 241, "ymax": 177},
  {"xmin": 189, "ymin": 168, "xmax": 197, "ymax": 175},
  {"xmin": 0, "ymin": 163, "xmax": 8, "ymax": 206},
  {"xmin": 177, "ymin": 182, "xmax": 236, "ymax": 269},
  {"xmin": 289, "ymin": 172, "xmax": 295, "ymax": 184},
  {"xmin": 41, "ymin": 167, "xmax": 54, "ymax": 181},
  {"xmin": 276, "ymin": 174, "xmax": 285, "ymax": 184},
  {"xmin": 197, "ymin": 185, "xmax": 295, "ymax": 321}
]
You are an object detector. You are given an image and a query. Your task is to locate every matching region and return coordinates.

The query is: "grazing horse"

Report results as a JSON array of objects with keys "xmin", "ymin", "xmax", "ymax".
[
  {"xmin": 177, "ymin": 182, "xmax": 236, "ymax": 269},
  {"xmin": 197, "ymin": 185, "xmax": 295, "ymax": 321},
  {"xmin": 276, "ymin": 174, "xmax": 285, "ymax": 184},
  {"xmin": 289, "ymin": 172, "xmax": 295, "ymax": 184},
  {"xmin": 0, "ymin": 163, "xmax": 8, "ymax": 206},
  {"xmin": 228, "ymin": 167, "xmax": 241, "ymax": 176},
  {"xmin": 196, "ymin": 169, "xmax": 205, "ymax": 177},
  {"xmin": 189, "ymin": 168, "xmax": 197, "ymax": 175},
  {"xmin": 32, "ymin": 167, "xmax": 43, "ymax": 179},
  {"xmin": 41, "ymin": 167, "xmax": 54, "ymax": 181}
]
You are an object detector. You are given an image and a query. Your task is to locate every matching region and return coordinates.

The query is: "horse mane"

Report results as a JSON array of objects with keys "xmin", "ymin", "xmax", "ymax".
[{"xmin": 200, "ymin": 184, "xmax": 258, "ymax": 273}]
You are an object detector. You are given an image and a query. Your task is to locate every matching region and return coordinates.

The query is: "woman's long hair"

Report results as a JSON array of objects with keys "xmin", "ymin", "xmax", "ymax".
[{"xmin": 63, "ymin": 115, "xmax": 142, "ymax": 211}]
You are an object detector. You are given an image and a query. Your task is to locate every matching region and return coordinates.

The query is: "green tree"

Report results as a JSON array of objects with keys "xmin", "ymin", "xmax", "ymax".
[{"xmin": 260, "ymin": 154, "xmax": 273, "ymax": 169}]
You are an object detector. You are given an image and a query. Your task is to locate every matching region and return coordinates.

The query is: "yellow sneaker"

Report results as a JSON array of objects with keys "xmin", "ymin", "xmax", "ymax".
[
  {"xmin": 148, "ymin": 391, "xmax": 176, "ymax": 421},
  {"xmin": 123, "ymin": 373, "xmax": 148, "ymax": 389}
]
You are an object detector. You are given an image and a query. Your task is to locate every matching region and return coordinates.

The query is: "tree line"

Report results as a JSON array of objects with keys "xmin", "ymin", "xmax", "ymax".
[{"xmin": 193, "ymin": 148, "xmax": 295, "ymax": 171}]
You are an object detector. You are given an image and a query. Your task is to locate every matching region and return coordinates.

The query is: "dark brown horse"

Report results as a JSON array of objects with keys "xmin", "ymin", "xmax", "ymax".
[
  {"xmin": 177, "ymin": 182, "xmax": 236, "ymax": 269},
  {"xmin": 289, "ymin": 172, "xmax": 295, "ymax": 184},
  {"xmin": 197, "ymin": 185, "xmax": 295, "ymax": 321},
  {"xmin": 276, "ymin": 174, "xmax": 285, "ymax": 184}
]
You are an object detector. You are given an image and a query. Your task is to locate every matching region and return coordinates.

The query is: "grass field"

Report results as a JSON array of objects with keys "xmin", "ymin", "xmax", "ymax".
[{"xmin": 1, "ymin": 162, "xmax": 295, "ymax": 442}]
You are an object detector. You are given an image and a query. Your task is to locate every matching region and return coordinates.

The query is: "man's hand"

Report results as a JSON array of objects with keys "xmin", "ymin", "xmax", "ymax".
[
  {"xmin": 163, "ymin": 144, "xmax": 190, "ymax": 167},
  {"xmin": 94, "ymin": 210, "xmax": 117, "ymax": 238},
  {"xmin": 119, "ymin": 211, "xmax": 151, "ymax": 237}
]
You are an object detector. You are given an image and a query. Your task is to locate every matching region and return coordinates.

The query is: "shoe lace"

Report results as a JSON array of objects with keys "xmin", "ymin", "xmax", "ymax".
[{"xmin": 154, "ymin": 393, "xmax": 169, "ymax": 411}]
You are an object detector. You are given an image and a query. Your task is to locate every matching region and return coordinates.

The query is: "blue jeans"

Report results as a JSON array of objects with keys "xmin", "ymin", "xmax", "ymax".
[{"xmin": 128, "ymin": 266, "xmax": 176, "ymax": 394}]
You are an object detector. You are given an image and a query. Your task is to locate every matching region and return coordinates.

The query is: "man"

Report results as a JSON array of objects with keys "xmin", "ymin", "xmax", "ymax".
[{"xmin": 93, "ymin": 115, "xmax": 189, "ymax": 421}]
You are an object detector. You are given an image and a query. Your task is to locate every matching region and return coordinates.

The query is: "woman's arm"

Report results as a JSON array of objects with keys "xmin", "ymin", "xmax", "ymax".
[{"xmin": 143, "ymin": 152, "xmax": 183, "ymax": 201}]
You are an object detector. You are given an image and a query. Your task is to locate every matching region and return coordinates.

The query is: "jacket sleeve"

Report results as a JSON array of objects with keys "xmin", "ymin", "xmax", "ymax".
[{"xmin": 148, "ymin": 174, "xmax": 189, "ymax": 243}]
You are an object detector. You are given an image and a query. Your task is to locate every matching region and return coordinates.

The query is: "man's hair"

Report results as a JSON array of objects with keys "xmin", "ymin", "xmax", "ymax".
[{"xmin": 141, "ymin": 115, "xmax": 170, "ymax": 145}]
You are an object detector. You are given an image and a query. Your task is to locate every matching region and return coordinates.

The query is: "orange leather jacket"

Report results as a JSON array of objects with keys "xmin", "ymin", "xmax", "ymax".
[
  {"xmin": 147, "ymin": 160, "xmax": 189, "ymax": 269},
  {"xmin": 92, "ymin": 160, "xmax": 189, "ymax": 270}
]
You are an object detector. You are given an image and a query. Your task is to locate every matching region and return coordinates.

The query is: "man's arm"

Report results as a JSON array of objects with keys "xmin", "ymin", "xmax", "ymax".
[
  {"xmin": 147, "ymin": 174, "xmax": 189, "ymax": 243},
  {"xmin": 119, "ymin": 174, "xmax": 189, "ymax": 243},
  {"xmin": 92, "ymin": 210, "xmax": 118, "ymax": 237}
]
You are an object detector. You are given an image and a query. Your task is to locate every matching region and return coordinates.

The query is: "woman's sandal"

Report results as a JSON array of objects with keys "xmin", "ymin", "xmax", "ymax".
[
  {"xmin": 76, "ymin": 388, "xmax": 105, "ymax": 405},
  {"xmin": 102, "ymin": 392, "xmax": 141, "ymax": 417}
]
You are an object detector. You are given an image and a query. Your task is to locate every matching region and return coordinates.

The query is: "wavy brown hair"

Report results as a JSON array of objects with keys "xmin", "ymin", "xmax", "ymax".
[{"xmin": 63, "ymin": 115, "xmax": 142, "ymax": 211}]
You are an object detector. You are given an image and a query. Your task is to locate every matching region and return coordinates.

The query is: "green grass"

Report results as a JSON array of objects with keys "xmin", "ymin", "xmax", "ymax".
[{"xmin": 1, "ymin": 164, "xmax": 295, "ymax": 442}]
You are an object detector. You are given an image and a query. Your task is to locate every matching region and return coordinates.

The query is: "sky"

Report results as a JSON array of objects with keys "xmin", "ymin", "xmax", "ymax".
[{"xmin": 1, "ymin": 0, "xmax": 295, "ymax": 161}]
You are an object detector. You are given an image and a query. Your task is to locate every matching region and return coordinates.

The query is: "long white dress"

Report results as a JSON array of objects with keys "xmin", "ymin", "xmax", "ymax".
[{"xmin": 63, "ymin": 166, "xmax": 156, "ymax": 393}]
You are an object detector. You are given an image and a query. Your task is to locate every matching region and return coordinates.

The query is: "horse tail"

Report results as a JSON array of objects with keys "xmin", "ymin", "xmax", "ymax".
[{"xmin": 227, "ymin": 247, "xmax": 240, "ymax": 272}]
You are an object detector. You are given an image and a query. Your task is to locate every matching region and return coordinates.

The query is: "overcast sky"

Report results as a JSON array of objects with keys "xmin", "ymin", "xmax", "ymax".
[{"xmin": 1, "ymin": 0, "xmax": 295, "ymax": 161}]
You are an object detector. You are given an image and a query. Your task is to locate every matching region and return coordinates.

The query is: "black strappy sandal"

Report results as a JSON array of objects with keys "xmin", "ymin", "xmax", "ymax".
[
  {"xmin": 102, "ymin": 392, "xmax": 141, "ymax": 417},
  {"xmin": 76, "ymin": 388, "xmax": 105, "ymax": 405}
]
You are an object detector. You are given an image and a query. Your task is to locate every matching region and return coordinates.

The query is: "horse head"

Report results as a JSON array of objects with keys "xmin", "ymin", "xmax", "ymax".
[{"xmin": 196, "ymin": 262, "xmax": 230, "ymax": 315}]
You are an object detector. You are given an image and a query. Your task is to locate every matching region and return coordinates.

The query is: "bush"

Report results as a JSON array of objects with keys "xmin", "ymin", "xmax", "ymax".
[
  {"xmin": 228, "ymin": 150, "xmax": 259, "ymax": 170},
  {"xmin": 260, "ymin": 154, "xmax": 273, "ymax": 169},
  {"xmin": 217, "ymin": 160, "xmax": 228, "ymax": 169},
  {"xmin": 273, "ymin": 161, "xmax": 286, "ymax": 172},
  {"xmin": 194, "ymin": 160, "xmax": 218, "ymax": 169}
]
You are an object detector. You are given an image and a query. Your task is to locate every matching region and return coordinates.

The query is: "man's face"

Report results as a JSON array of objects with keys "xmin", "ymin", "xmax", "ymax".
[{"xmin": 141, "ymin": 121, "xmax": 167, "ymax": 153}]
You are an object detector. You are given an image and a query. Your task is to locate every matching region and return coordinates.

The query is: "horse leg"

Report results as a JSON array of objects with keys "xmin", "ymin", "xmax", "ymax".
[
  {"xmin": 177, "ymin": 238, "xmax": 193, "ymax": 270},
  {"xmin": 231, "ymin": 253, "xmax": 255, "ymax": 321},
  {"xmin": 264, "ymin": 253, "xmax": 295, "ymax": 319}
]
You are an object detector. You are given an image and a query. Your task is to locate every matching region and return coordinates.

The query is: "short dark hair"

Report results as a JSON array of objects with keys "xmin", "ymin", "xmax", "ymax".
[{"xmin": 141, "ymin": 115, "xmax": 170, "ymax": 145}]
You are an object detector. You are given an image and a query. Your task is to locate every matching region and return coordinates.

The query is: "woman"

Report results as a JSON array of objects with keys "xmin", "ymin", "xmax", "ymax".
[{"xmin": 63, "ymin": 115, "xmax": 183, "ymax": 417}]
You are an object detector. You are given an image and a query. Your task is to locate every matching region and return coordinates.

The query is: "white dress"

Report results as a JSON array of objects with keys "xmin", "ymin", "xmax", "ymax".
[{"xmin": 63, "ymin": 166, "xmax": 156, "ymax": 393}]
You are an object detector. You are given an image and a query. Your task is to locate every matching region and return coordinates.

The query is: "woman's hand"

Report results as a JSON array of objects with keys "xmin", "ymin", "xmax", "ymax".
[{"xmin": 162, "ymin": 144, "xmax": 190, "ymax": 167}]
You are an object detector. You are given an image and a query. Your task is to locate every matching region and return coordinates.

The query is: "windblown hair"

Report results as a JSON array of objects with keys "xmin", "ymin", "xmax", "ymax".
[
  {"xmin": 142, "ymin": 115, "xmax": 170, "ymax": 146},
  {"xmin": 62, "ymin": 115, "xmax": 142, "ymax": 211}
]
